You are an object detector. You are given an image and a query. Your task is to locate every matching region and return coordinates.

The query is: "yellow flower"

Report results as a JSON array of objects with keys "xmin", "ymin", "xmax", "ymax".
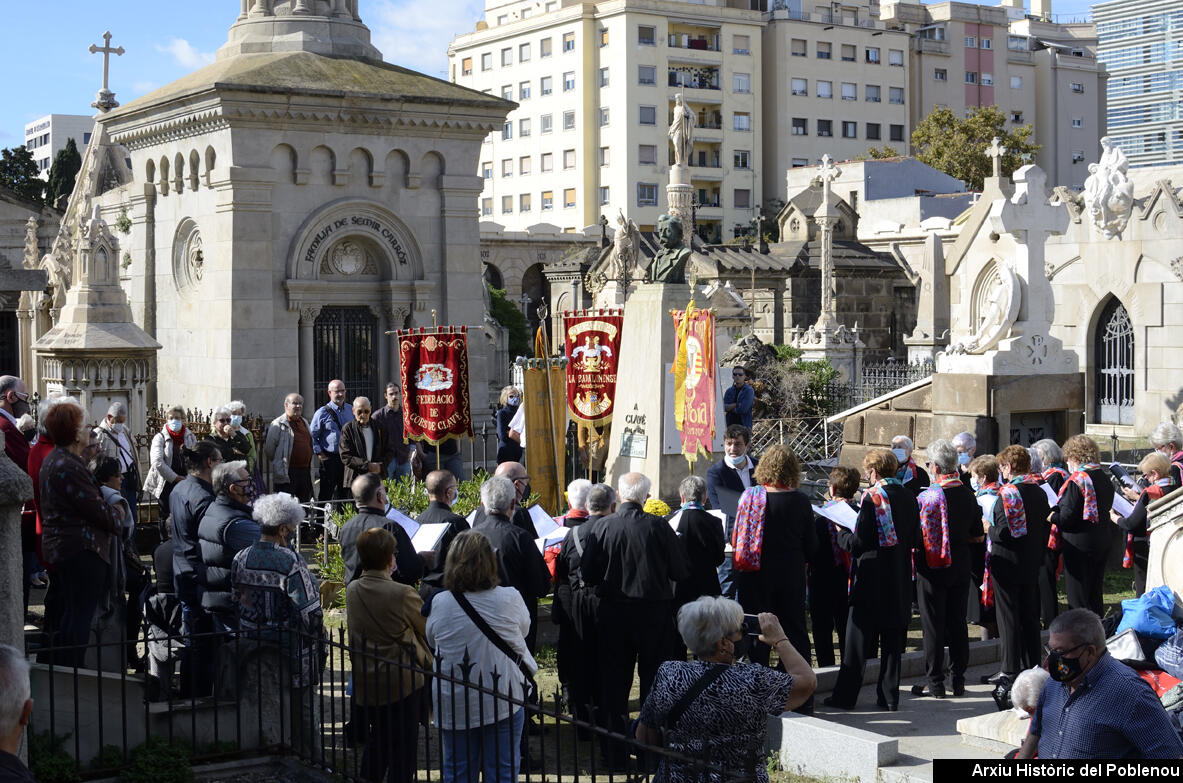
[{"xmin": 644, "ymin": 498, "xmax": 672, "ymax": 517}]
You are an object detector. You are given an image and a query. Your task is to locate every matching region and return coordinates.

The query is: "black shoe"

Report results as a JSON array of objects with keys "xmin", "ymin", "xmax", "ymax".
[
  {"xmin": 909, "ymin": 683, "xmax": 946, "ymax": 698},
  {"xmin": 875, "ymin": 696, "xmax": 899, "ymax": 711},
  {"xmin": 952, "ymin": 679, "xmax": 966, "ymax": 697},
  {"xmin": 980, "ymin": 671, "xmax": 1006, "ymax": 685},
  {"xmin": 822, "ymin": 696, "xmax": 854, "ymax": 710}
]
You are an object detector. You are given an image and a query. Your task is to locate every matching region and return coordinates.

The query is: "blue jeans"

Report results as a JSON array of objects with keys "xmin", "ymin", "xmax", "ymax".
[
  {"xmin": 441, "ymin": 708, "xmax": 524, "ymax": 783},
  {"xmin": 387, "ymin": 459, "xmax": 413, "ymax": 480}
]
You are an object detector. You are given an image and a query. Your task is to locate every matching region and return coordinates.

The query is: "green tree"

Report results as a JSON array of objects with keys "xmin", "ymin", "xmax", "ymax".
[
  {"xmin": 487, "ymin": 284, "xmax": 531, "ymax": 359},
  {"xmin": 865, "ymin": 145, "xmax": 901, "ymax": 160},
  {"xmin": 910, "ymin": 106, "xmax": 1039, "ymax": 191},
  {"xmin": 45, "ymin": 137, "xmax": 82, "ymax": 209},
  {"xmin": 0, "ymin": 146, "xmax": 44, "ymax": 206}
]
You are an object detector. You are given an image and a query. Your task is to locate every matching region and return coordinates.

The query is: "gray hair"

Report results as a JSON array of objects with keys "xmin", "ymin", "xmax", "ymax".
[
  {"xmin": 0, "ymin": 376, "xmax": 19, "ymax": 396},
  {"xmin": 212, "ymin": 460, "xmax": 248, "ymax": 496},
  {"xmin": 1032, "ymin": 438, "xmax": 1063, "ymax": 466},
  {"xmin": 618, "ymin": 472, "xmax": 652, "ymax": 504},
  {"xmin": 107, "ymin": 400, "xmax": 128, "ymax": 418},
  {"xmin": 1050, "ymin": 608, "xmax": 1106, "ymax": 650},
  {"xmin": 677, "ymin": 596, "xmax": 744, "ymax": 658},
  {"xmin": 1150, "ymin": 421, "xmax": 1183, "ymax": 450},
  {"xmin": 1027, "ymin": 447, "xmax": 1044, "ymax": 474},
  {"xmin": 213, "ymin": 406, "xmax": 232, "ymax": 420},
  {"xmin": 586, "ymin": 483, "xmax": 615, "ymax": 514},
  {"xmin": 480, "ymin": 476, "xmax": 516, "ymax": 516},
  {"xmin": 353, "ymin": 396, "xmax": 372, "ymax": 410},
  {"xmin": 226, "ymin": 400, "xmax": 246, "ymax": 414},
  {"xmin": 567, "ymin": 479, "xmax": 592, "ymax": 511},
  {"xmin": 891, "ymin": 435, "xmax": 914, "ymax": 453},
  {"xmin": 679, "ymin": 475, "xmax": 706, "ymax": 504},
  {"xmin": 1010, "ymin": 667, "xmax": 1050, "ymax": 714},
  {"xmin": 252, "ymin": 493, "xmax": 305, "ymax": 531},
  {"xmin": 926, "ymin": 438, "xmax": 959, "ymax": 474},
  {"xmin": 0, "ymin": 644, "xmax": 29, "ymax": 740},
  {"xmin": 952, "ymin": 431, "xmax": 976, "ymax": 453},
  {"xmin": 38, "ymin": 394, "xmax": 79, "ymax": 436}
]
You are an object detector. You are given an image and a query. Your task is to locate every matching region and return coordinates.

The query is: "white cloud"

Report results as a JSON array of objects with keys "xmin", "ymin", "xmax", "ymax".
[
  {"xmin": 156, "ymin": 38, "xmax": 216, "ymax": 70},
  {"xmin": 367, "ymin": 0, "xmax": 485, "ymax": 79},
  {"xmin": 132, "ymin": 81, "xmax": 160, "ymax": 95}
]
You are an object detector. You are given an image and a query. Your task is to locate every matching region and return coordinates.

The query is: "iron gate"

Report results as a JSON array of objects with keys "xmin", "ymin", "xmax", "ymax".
[
  {"xmin": 1095, "ymin": 298, "xmax": 1134, "ymax": 426},
  {"xmin": 313, "ymin": 306, "xmax": 379, "ymax": 403}
]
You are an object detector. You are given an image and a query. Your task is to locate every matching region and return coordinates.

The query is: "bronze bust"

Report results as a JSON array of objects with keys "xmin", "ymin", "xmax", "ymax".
[{"xmin": 649, "ymin": 213, "xmax": 692, "ymax": 284}]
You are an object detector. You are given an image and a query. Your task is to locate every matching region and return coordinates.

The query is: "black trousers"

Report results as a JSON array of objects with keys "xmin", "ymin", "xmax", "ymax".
[
  {"xmin": 830, "ymin": 606, "xmax": 904, "ymax": 709},
  {"xmin": 1129, "ymin": 537, "xmax": 1149, "ymax": 598},
  {"xmin": 808, "ymin": 567, "xmax": 849, "ymax": 668},
  {"xmin": 1061, "ymin": 546, "xmax": 1105, "ymax": 616},
  {"xmin": 1038, "ymin": 549, "xmax": 1060, "ymax": 628},
  {"xmin": 361, "ymin": 689, "xmax": 423, "ymax": 783},
  {"xmin": 596, "ymin": 599, "xmax": 673, "ymax": 759},
  {"xmin": 277, "ymin": 466, "xmax": 314, "ymax": 503},
  {"xmin": 735, "ymin": 571, "xmax": 811, "ymax": 671},
  {"xmin": 317, "ymin": 453, "xmax": 345, "ymax": 503},
  {"xmin": 53, "ymin": 550, "xmax": 109, "ymax": 666},
  {"xmin": 993, "ymin": 577, "xmax": 1041, "ymax": 676},
  {"xmin": 916, "ymin": 574, "xmax": 969, "ymax": 687}
]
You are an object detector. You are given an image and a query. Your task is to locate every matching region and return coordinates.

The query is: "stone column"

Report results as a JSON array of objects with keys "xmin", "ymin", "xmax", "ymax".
[
  {"xmin": 0, "ymin": 432, "xmax": 31, "ymax": 653},
  {"xmin": 375, "ymin": 306, "xmax": 391, "ymax": 390},
  {"xmin": 298, "ymin": 305, "xmax": 319, "ymax": 409},
  {"xmin": 814, "ymin": 214, "xmax": 838, "ymax": 331},
  {"xmin": 667, "ymin": 164, "xmax": 694, "ymax": 230},
  {"xmin": 15, "ymin": 308, "xmax": 33, "ymax": 382}
]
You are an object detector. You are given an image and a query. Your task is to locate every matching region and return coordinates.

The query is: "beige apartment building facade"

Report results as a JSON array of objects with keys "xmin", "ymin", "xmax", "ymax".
[{"xmin": 449, "ymin": 0, "xmax": 765, "ymax": 242}]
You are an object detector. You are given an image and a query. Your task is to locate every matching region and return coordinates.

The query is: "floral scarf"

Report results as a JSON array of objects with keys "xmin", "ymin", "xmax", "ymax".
[
  {"xmin": 917, "ymin": 474, "xmax": 962, "ymax": 568},
  {"xmin": 821, "ymin": 500, "xmax": 856, "ymax": 573},
  {"xmin": 1042, "ymin": 465, "xmax": 1068, "ymax": 484},
  {"xmin": 976, "ymin": 482, "xmax": 1004, "ymax": 609},
  {"xmin": 1058, "ymin": 464, "xmax": 1100, "ymax": 523},
  {"xmin": 897, "ymin": 458, "xmax": 917, "ymax": 486},
  {"xmin": 863, "ymin": 478, "xmax": 901, "ymax": 548},
  {"xmin": 732, "ymin": 485, "xmax": 768, "ymax": 572},
  {"xmin": 1122, "ymin": 478, "xmax": 1171, "ymax": 568}
]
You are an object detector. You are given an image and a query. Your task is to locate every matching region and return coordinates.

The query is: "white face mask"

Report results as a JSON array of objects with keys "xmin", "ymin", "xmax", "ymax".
[
  {"xmin": 724, "ymin": 454, "xmax": 747, "ymax": 469},
  {"xmin": 166, "ymin": 419, "xmax": 183, "ymax": 433},
  {"xmin": 230, "ymin": 415, "xmax": 243, "ymax": 428},
  {"xmin": 970, "ymin": 478, "xmax": 981, "ymax": 491},
  {"xmin": 892, "ymin": 448, "xmax": 908, "ymax": 464},
  {"xmin": 111, "ymin": 421, "xmax": 125, "ymax": 434}
]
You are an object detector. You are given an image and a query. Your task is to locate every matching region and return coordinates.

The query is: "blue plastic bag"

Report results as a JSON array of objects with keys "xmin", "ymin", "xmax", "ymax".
[{"xmin": 1116, "ymin": 585, "xmax": 1179, "ymax": 641}]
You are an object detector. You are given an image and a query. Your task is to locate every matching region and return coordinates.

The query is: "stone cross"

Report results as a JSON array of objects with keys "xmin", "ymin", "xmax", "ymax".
[
  {"xmin": 812, "ymin": 154, "xmax": 842, "ymax": 331},
  {"xmin": 986, "ymin": 137, "xmax": 1007, "ymax": 179},
  {"xmin": 89, "ymin": 31, "xmax": 125, "ymax": 112},
  {"xmin": 817, "ymin": 154, "xmax": 841, "ymax": 204}
]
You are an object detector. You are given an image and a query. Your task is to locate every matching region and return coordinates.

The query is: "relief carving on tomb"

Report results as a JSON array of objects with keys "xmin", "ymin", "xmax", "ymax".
[
  {"xmin": 320, "ymin": 239, "xmax": 377, "ymax": 277},
  {"xmin": 1082, "ymin": 137, "xmax": 1134, "ymax": 240},
  {"xmin": 946, "ymin": 259, "xmax": 1020, "ymax": 355},
  {"xmin": 172, "ymin": 219, "xmax": 204, "ymax": 293}
]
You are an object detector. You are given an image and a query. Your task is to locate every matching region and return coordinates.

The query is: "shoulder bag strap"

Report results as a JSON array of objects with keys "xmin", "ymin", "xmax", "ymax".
[
  {"xmin": 452, "ymin": 591, "xmax": 535, "ymax": 689},
  {"xmin": 664, "ymin": 664, "xmax": 728, "ymax": 732},
  {"xmin": 572, "ymin": 524, "xmax": 586, "ymax": 557}
]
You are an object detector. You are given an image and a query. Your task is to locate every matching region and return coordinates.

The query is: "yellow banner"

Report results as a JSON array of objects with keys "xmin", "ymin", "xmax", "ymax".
[{"xmin": 523, "ymin": 364, "xmax": 568, "ymax": 514}]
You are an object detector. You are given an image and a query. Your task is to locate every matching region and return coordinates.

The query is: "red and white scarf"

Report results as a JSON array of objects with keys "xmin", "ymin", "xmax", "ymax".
[{"xmin": 917, "ymin": 474, "xmax": 962, "ymax": 568}]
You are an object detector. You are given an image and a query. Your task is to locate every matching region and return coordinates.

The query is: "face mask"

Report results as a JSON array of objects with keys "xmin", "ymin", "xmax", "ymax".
[
  {"xmin": 724, "ymin": 454, "xmax": 747, "ymax": 469},
  {"xmin": 958, "ymin": 452, "xmax": 971, "ymax": 466},
  {"xmin": 1047, "ymin": 648, "xmax": 1087, "ymax": 683},
  {"xmin": 508, "ymin": 396, "xmax": 520, "ymax": 407},
  {"xmin": 11, "ymin": 399, "xmax": 28, "ymax": 418},
  {"xmin": 111, "ymin": 422, "xmax": 125, "ymax": 434},
  {"xmin": 730, "ymin": 635, "xmax": 753, "ymax": 662},
  {"xmin": 166, "ymin": 419, "xmax": 183, "ymax": 433},
  {"xmin": 520, "ymin": 481, "xmax": 532, "ymax": 501},
  {"xmin": 230, "ymin": 415, "xmax": 243, "ymax": 428},
  {"xmin": 892, "ymin": 448, "xmax": 908, "ymax": 464},
  {"xmin": 970, "ymin": 478, "xmax": 981, "ymax": 492}
]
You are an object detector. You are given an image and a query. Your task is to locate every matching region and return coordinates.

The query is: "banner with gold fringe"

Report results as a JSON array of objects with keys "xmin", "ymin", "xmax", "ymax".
[
  {"xmin": 671, "ymin": 303, "xmax": 716, "ymax": 463},
  {"xmin": 397, "ymin": 326, "xmax": 473, "ymax": 445},
  {"xmin": 562, "ymin": 309, "xmax": 623, "ymax": 425}
]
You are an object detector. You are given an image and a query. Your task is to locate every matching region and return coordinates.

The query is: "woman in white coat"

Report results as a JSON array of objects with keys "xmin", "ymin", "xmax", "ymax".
[{"xmin": 143, "ymin": 406, "xmax": 197, "ymax": 528}]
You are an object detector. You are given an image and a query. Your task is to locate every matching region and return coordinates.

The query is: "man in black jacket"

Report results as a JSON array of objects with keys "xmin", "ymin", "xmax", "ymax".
[
  {"xmin": 338, "ymin": 397, "xmax": 391, "ymax": 490},
  {"xmin": 339, "ymin": 474, "xmax": 423, "ymax": 585},
  {"xmin": 416, "ymin": 470, "xmax": 470, "ymax": 590},
  {"xmin": 705, "ymin": 424, "xmax": 757, "ymax": 599},
  {"xmin": 468, "ymin": 460, "xmax": 537, "ymax": 537},
  {"xmin": 198, "ymin": 461, "xmax": 261, "ymax": 631}
]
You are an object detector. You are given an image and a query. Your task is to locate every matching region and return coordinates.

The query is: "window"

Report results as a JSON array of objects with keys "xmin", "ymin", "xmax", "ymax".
[
  {"xmin": 792, "ymin": 117, "xmax": 808, "ymax": 135},
  {"xmin": 563, "ymin": 149, "xmax": 575, "ymax": 169},
  {"xmin": 866, "ymin": 122, "xmax": 881, "ymax": 140},
  {"xmin": 981, "ymin": 73, "xmax": 993, "ymax": 86},
  {"xmin": 541, "ymin": 76, "xmax": 553, "ymax": 95},
  {"xmin": 639, "ymin": 144, "xmax": 657, "ymax": 164},
  {"xmin": 563, "ymin": 110, "xmax": 575, "ymax": 129},
  {"xmin": 889, "ymin": 123, "xmax": 904, "ymax": 142},
  {"xmin": 964, "ymin": 36, "xmax": 976, "ymax": 48},
  {"xmin": 520, "ymin": 193, "xmax": 532, "ymax": 211},
  {"xmin": 980, "ymin": 37, "xmax": 992, "ymax": 49},
  {"xmin": 889, "ymin": 49, "xmax": 904, "ymax": 66},
  {"xmin": 481, "ymin": 161, "xmax": 492, "ymax": 179},
  {"xmin": 481, "ymin": 197, "xmax": 492, "ymax": 216},
  {"xmin": 599, "ymin": 186, "xmax": 610, "ymax": 205},
  {"xmin": 502, "ymin": 195, "xmax": 513, "ymax": 214},
  {"xmin": 866, "ymin": 85, "xmax": 881, "ymax": 102},
  {"xmin": 791, "ymin": 38, "xmax": 807, "ymax": 57},
  {"xmin": 1095, "ymin": 298, "xmax": 1134, "ymax": 425},
  {"xmin": 934, "ymin": 68, "xmax": 947, "ymax": 81},
  {"xmin": 842, "ymin": 120, "xmax": 857, "ymax": 138},
  {"xmin": 1070, "ymin": 82, "xmax": 1084, "ymax": 93},
  {"xmin": 519, "ymin": 43, "xmax": 531, "ymax": 62},
  {"xmin": 562, "ymin": 32, "xmax": 575, "ymax": 52},
  {"xmin": 639, "ymin": 105, "xmax": 656, "ymax": 125},
  {"xmin": 462, "ymin": 57, "xmax": 473, "ymax": 76},
  {"xmin": 734, "ymin": 150, "xmax": 750, "ymax": 169},
  {"xmin": 497, "ymin": 14, "xmax": 507, "ymax": 24},
  {"xmin": 541, "ymin": 114, "xmax": 553, "ymax": 133},
  {"xmin": 599, "ymin": 28, "xmax": 608, "ymax": 47},
  {"xmin": 791, "ymin": 78, "xmax": 808, "ymax": 96},
  {"xmin": 1010, "ymin": 76, "xmax": 1023, "ymax": 89},
  {"xmin": 733, "ymin": 34, "xmax": 750, "ymax": 55},
  {"xmin": 919, "ymin": 25, "xmax": 946, "ymax": 41},
  {"xmin": 502, "ymin": 84, "xmax": 513, "ymax": 100},
  {"xmin": 520, "ymin": 156, "xmax": 531, "ymax": 175},
  {"xmin": 599, "ymin": 68, "xmax": 609, "ymax": 87},
  {"xmin": 1008, "ymin": 35, "xmax": 1027, "ymax": 51},
  {"xmin": 545, "ymin": 1, "xmax": 555, "ymax": 8},
  {"xmin": 841, "ymin": 82, "xmax": 856, "ymax": 101},
  {"xmin": 542, "ymin": 190, "xmax": 553, "ymax": 210},
  {"xmin": 541, "ymin": 152, "xmax": 553, "ymax": 172},
  {"xmin": 733, "ymin": 72, "xmax": 751, "ymax": 93},
  {"xmin": 734, "ymin": 188, "xmax": 751, "ymax": 209},
  {"xmin": 817, "ymin": 119, "xmax": 832, "ymax": 137},
  {"xmin": 866, "ymin": 47, "xmax": 880, "ymax": 64},
  {"xmin": 563, "ymin": 71, "xmax": 575, "ymax": 91},
  {"xmin": 637, "ymin": 182, "xmax": 658, "ymax": 206},
  {"xmin": 639, "ymin": 25, "xmax": 656, "ymax": 46},
  {"xmin": 502, "ymin": 48, "xmax": 512, "ymax": 66},
  {"xmin": 817, "ymin": 80, "xmax": 832, "ymax": 99},
  {"xmin": 519, "ymin": 81, "xmax": 531, "ymax": 99},
  {"xmin": 1072, "ymin": 117, "xmax": 1083, "ymax": 128},
  {"xmin": 519, "ymin": 118, "xmax": 531, "ymax": 136},
  {"xmin": 889, "ymin": 86, "xmax": 904, "ymax": 104},
  {"xmin": 841, "ymin": 44, "xmax": 855, "ymax": 62},
  {"xmin": 639, "ymin": 65, "xmax": 656, "ymax": 85},
  {"xmin": 1011, "ymin": 111, "xmax": 1024, "ymax": 123},
  {"xmin": 540, "ymin": 38, "xmax": 552, "ymax": 57},
  {"xmin": 817, "ymin": 41, "xmax": 832, "ymax": 59},
  {"xmin": 521, "ymin": 8, "xmax": 531, "ymax": 18},
  {"xmin": 502, "ymin": 158, "xmax": 513, "ymax": 177},
  {"xmin": 733, "ymin": 112, "xmax": 751, "ymax": 131},
  {"xmin": 965, "ymin": 71, "xmax": 978, "ymax": 84},
  {"xmin": 481, "ymin": 52, "xmax": 492, "ymax": 70},
  {"xmin": 599, "ymin": 146, "xmax": 609, "ymax": 166},
  {"xmin": 599, "ymin": 107, "xmax": 610, "ymax": 126},
  {"xmin": 791, "ymin": 158, "xmax": 808, "ymax": 168},
  {"xmin": 502, "ymin": 121, "xmax": 513, "ymax": 139}
]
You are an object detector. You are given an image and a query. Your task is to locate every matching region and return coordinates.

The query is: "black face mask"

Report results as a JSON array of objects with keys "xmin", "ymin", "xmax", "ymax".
[
  {"xmin": 731, "ymin": 635, "xmax": 753, "ymax": 662},
  {"xmin": 519, "ymin": 482, "xmax": 532, "ymax": 503},
  {"xmin": 11, "ymin": 399, "xmax": 28, "ymax": 419},
  {"xmin": 1047, "ymin": 647, "xmax": 1088, "ymax": 682}
]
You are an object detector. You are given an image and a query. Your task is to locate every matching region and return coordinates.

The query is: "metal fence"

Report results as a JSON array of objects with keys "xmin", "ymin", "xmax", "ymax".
[{"xmin": 750, "ymin": 417, "xmax": 842, "ymax": 465}]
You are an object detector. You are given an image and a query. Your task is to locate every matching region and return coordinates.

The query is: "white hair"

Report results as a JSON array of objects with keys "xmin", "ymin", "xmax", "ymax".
[
  {"xmin": 106, "ymin": 400, "xmax": 128, "ymax": 418},
  {"xmin": 226, "ymin": 400, "xmax": 246, "ymax": 414},
  {"xmin": 0, "ymin": 644, "xmax": 30, "ymax": 739},
  {"xmin": 1027, "ymin": 447, "xmax": 1044, "ymax": 474},
  {"xmin": 1010, "ymin": 667, "xmax": 1050, "ymax": 714},
  {"xmin": 480, "ymin": 476, "xmax": 516, "ymax": 516},
  {"xmin": 1151, "ymin": 421, "xmax": 1183, "ymax": 450},
  {"xmin": 586, "ymin": 483, "xmax": 616, "ymax": 514},
  {"xmin": 1032, "ymin": 438, "xmax": 1062, "ymax": 466},
  {"xmin": 679, "ymin": 475, "xmax": 706, "ymax": 503},
  {"xmin": 213, "ymin": 406, "xmax": 232, "ymax": 420},
  {"xmin": 212, "ymin": 460, "xmax": 248, "ymax": 496},
  {"xmin": 927, "ymin": 438, "xmax": 958, "ymax": 474},
  {"xmin": 891, "ymin": 435, "xmax": 914, "ymax": 453},
  {"xmin": 353, "ymin": 396, "xmax": 372, "ymax": 410},
  {"xmin": 252, "ymin": 493, "xmax": 305, "ymax": 531},
  {"xmin": 37, "ymin": 394, "xmax": 79, "ymax": 436},
  {"xmin": 677, "ymin": 596, "xmax": 745, "ymax": 658},
  {"xmin": 617, "ymin": 472, "xmax": 652, "ymax": 504},
  {"xmin": 952, "ymin": 431, "xmax": 977, "ymax": 452},
  {"xmin": 566, "ymin": 479, "xmax": 592, "ymax": 511}
]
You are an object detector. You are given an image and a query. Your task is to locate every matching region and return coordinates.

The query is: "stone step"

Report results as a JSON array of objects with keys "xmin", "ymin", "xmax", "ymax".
[
  {"xmin": 956, "ymin": 709, "xmax": 1028, "ymax": 754},
  {"xmin": 768, "ymin": 711, "xmax": 898, "ymax": 783}
]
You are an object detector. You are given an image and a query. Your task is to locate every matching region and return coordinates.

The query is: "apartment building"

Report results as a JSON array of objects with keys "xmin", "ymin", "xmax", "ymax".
[
  {"xmin": 762, "ymin": 1, "xmax": 912, "ymax": 202},
  {"xmin": 23, "ymin": 114, "xmax": 93, "ymax": 180},
  {"xmin": 1094, "ymin": 0, "xmax": 1182, "ymax": 167},
  {"xmin": 449, "ymin": 0, "xmax": 765, "ymax": 242}
]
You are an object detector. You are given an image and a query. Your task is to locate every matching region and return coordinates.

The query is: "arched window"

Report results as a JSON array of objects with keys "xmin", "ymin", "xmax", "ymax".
[
  {"xmin": 1095, "ymin": 298, "xmax": 1134, "ymax": 425},
  {"xmin": 314, "ymin": 307, "xmax": 378, "ymax": 403}
]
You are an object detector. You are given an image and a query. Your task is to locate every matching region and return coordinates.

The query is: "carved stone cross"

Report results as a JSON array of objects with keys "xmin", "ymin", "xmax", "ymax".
[
  {"xmin": 986, "ymin": 137, "xmax": 1006, "ymax": 179},
  {"xmin": 89, "ymin": 31, "xmax": 124, "ymax": 93},
  {"xmin": 817, "ymin": 154, "xmax": 841, "ymax": 201}
]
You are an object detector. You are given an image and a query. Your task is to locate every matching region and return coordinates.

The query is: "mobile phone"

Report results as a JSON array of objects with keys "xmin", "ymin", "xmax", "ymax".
[{"xmin": 742, "ymin": 614, "xmax": 761, "ymax": 637}]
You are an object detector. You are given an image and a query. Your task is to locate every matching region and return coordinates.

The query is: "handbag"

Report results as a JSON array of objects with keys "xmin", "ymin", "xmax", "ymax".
[{"xmin": 452, "ymin": 591, "xmax": 538, "ymax": 700}]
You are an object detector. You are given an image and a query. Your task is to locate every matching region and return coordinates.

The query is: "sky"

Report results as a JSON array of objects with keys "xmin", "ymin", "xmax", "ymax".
[{"xmin": 4, "ymin": 0, "xmax": 1093, "ymax": 145}]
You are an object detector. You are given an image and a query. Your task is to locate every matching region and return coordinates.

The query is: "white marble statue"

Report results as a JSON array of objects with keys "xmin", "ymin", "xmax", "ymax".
[
  {"xmin": 1082, "ymin": 136, "xmax": 1134, "ymax": 239},
  {"xmin": 668, "ymin": 94, "xmax": 695, "ymax": 169},
  {"xmin": 608, "ymin": 210, "xmax": 640, "ymax": 280}
]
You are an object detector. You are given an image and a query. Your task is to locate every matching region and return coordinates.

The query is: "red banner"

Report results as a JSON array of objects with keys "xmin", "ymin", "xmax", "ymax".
[
  {"xmin": 671, "ymin": 304, "xmax": 716, "ymax": 462},
  {"xmin": 398, "ymin": 327, "xmax": 474, "ymax": 445},
  {"xmin": 563, "ymin": 310, "xmax": 623, "ymax": 425}
]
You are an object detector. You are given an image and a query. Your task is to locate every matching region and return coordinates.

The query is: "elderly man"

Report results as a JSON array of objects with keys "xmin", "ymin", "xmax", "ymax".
[
  {"xmin": 338, "ymin": 473, "xmax": 422, "ymax": 586},
  {"xmin": 415, "ymin": 470, "xmax": 470, "ymax": 589},
  {"xmin": 1017, "ymin": 609, "xmax": 1183, "ymax": 759},
  {"xmin": 311, "ymin": 379, "xmax": 353, "ymax": 502},
  {"xmin": 723, "ymin": 366, "xmax": 755, "ymax": 429},
  {"xmin": 339, "ymin": 397, "xmax": 390, "ymax": 490},
  {"xmin": 198, "ymin": 460, "xmax": 261, "ymax": 631},
  {"xmin": 94, "ymin": 401, "xmax": 142, "ymax": 522},
  {"xmin": 892, "ymin": 435, "xmax": 929, "ymax": 497},
  {"xmin": 582, "ymin": 472, "xmax": 689, "ymax": 754},
  {"xmin": 552, "ymin": 479, "xmax": 595, "ymax": 718},
  {"xmin": 707, "ymin": 424, "xmax": 758, "ymax": 599},
  {"xmin": 0, "ymin": 644, "xmax": 33, "ymax": 781},
  {"xmin": 265, "ymin": 393, "xmax": 313, "ymax": 501},
  {"xmin": 372, "ymin": 382, "xmax": 413, "ymax": 480},
  {"xmin": 469, "ymin": 460, "xmax": 536, "ymax": 537},
  {"xmin": 0, "ymin": 375, "xmax": 30, "ymax": 471}
]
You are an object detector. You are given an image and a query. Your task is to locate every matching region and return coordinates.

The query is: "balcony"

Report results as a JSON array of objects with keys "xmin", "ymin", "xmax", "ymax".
[
  {"xmin": 669, "ymin": 66, "xmax": 720, "ymax": 91},
  {"xmin": 916, "ymin": 38, "xmax": 949, "ymax": 55},
  {"xmin": 1007, "ymin": 49, "xmax": 1034, "ymax": 64},
  {"xmin": 668, "ymin": 33, "xmax": 721, "ymax": 52}
]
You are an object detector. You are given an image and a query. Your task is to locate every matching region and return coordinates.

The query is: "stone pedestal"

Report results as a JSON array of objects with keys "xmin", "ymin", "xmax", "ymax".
[
  {"xmin": 790, "ymin": 325, "xmax": 864, "ymax": 385},
  {"xmin": 931, "ymin": 372, "xmax": 1085, "ymax": 454},
  {"xmin": 667, "ymin": 165, "xmax": 694, "ymax": 230}
]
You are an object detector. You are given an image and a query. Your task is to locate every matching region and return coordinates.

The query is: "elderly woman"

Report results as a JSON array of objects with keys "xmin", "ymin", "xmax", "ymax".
[
  {"xmin": 672, "ymin": 475, "xmax": 726, "ymax": 609},
  {"xmin": 1031, "ymin": 438, "xmax": 1067, "ymax": 626},
  {"xmin": 732, "ymin": 445, "xmax": 817, "ymax": 685},
  {"xmin": 93, "ymin": 401, "xmax": 141, "ymax": 523},
  {"xmin": 494, "ymin": 385, "xmax": 524, "ymax": 465},
  {"xmin": 953, "ymin": 431, "xmax": 993, "ymax": 638},
  {"xmin": 635, "ymin": 597, "xmax": 815, "ymax": 782},
  {"xmin": 205, "ymin": 407, "xmax": 252, "ymax": 465},
  {"xmin": 144, "ymin": 405, "xmax": 197, "ymax": 525},
  {"xmin": 824, "ymin": 448, "xmax": 920, "ymax": 712},
  {"xmin": 224, "ymin": 400, "xmax": 257, "ymax": 473},
  {"xmin": 347, "ymin": 527, "xmax": 430, "ymax": 783},
  {"xmin": 93, "ymin": 454, "xmax": 145, "ymax": 666},
  {"xmin": 1150, "ymin": 421, "xmax": 1183, "ymax": 488},
  {"xmin": 1112, "ymin": 452, "xmax": 1173, "ymax": 597},
  {"xmin": 892, "ymin": 435, "xmax": 929, "ymax": 497},
  {"xmin": 427, "ymin": 529, "xmax": 537, "ymax": 783},
  {"xmin": 38, "ymin": 401, "xmax": 122, "ymax": 664},
  {"xmin": 1049, "ymin": 435, "xmax": 1115, "ymax": 616}
]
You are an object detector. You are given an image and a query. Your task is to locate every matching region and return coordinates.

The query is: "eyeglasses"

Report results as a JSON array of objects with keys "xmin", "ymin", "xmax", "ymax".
[
  {"xmin": 732, "ymin": 372, "xmax": 744, "ymax": 377},
  {"xmin": 1044, "ymin": 642, "xmax": 1088, "ymax": 658},
  {"xmin": 13, "ymin": 391, "xmax": 28, "ymax": 402},
  {"xmin": 216, "ymin": 418, "xmax": 231, "ymax": 423},
  {"xmin": 512, "ymin": 475, "xmax": 530, "ymax": 484}
]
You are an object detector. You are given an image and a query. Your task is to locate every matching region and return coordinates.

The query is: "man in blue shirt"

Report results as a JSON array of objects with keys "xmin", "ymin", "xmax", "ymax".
[
  {"xmin": 1018, "ymin": 608, "xmax": 1183, "ymax": 759},
  {"xmin": 310, "ymin": 379, "xmax": 354, "ymax": 502},
  {"xmin": 723, "ymin": 366, "xmax": 754, "ymax": 428}
]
